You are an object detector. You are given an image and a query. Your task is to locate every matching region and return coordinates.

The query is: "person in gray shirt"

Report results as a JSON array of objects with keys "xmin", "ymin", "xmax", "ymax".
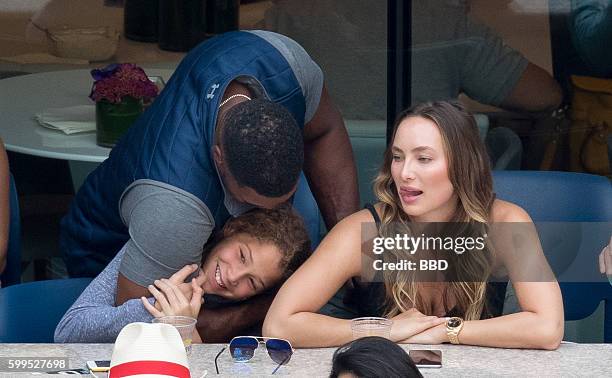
[
  {"xmin": 55, "ymin": 206, "xmax": 310, "ymax": 343},
  {"xmin": 262, "ymin": 0, "xmax": 563, "ymax": 119}
]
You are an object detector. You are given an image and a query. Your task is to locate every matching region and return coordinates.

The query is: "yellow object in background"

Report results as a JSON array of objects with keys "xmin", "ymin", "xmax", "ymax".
[{"xmin": 570, "ymin": 75, "xmax": 612, "ymax": 176}]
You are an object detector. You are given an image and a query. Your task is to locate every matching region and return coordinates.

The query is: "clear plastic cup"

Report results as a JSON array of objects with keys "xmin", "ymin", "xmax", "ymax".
[
  {"xmin": 351, "ymin": 317, "xmax": 393, "ymax": 340},
  {"xmin": 152, "ymin": 316, "xmax": 197, "ymax": 355}
]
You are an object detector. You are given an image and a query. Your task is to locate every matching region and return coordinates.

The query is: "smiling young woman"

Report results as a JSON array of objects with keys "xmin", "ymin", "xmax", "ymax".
[
  {"xmin": 263, "ymin": 101, "xmax": 563, "ymax": 350},
  {"xmin": 54, "ymin": 205, "xmax": 311, "ymax": 343}
]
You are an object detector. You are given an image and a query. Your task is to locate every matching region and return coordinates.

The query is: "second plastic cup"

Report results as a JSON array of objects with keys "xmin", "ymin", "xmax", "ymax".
[
  {"xmin": 350, "ymin": 317, "xmax": 393, "ymax": 340},
  {"xmin": 152, "ymin": 316, "xmax": 197, "ymax": 355}
]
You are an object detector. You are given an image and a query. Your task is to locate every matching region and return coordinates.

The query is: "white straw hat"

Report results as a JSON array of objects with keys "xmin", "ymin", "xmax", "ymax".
[{"xmin": 109, "ymin": 322, "xmax": 190, "ymax": 378}]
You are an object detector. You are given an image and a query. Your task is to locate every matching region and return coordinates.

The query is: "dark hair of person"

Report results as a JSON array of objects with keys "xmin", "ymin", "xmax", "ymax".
[
  {"xmin": 220, "ymin": 99, "xmax": 304, "ymax": 197},
  {"xmin": 204, "ymin": 205, "xmax": 311, "ymax": 281},
  {"xmin": 329, "ymin": 337, "xmax": 423, "ymax": 378}
]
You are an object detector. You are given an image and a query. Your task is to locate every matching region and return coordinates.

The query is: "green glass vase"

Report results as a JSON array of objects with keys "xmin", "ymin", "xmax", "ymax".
[{"xmin": 95, "ymin": 97, "xmax": 143, "ymax": 147}]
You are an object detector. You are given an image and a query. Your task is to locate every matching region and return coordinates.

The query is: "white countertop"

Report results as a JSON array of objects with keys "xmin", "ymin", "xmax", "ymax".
[{"xmin": 1, "ymin": 342, "xmax": 611, "ymax": 377}]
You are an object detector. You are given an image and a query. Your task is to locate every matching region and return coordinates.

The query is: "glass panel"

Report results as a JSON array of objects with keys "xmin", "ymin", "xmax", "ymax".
[
  {"xmin": 247, "ymin": 0, "xmax": 388, "ymax": 120},
  {"xmin": 245, "ymin": 0, "xmax": 389, "ymax": 205},
  {"xmin": 410, "ymin": 0, "xmax": 610, "ymax": 175}
]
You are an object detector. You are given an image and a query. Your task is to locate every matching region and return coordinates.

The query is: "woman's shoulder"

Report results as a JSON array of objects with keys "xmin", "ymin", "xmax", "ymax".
[
  {"xmin": 490, "ymin": 199, "xmax": 533, "ymax": 223},
  {"xmin": 323, "ymin": 206, "xmax": 383, "ymax": 253},
  {"xmin": 337, "ymin": 205, "xmax": 383, "ymax": 225}
]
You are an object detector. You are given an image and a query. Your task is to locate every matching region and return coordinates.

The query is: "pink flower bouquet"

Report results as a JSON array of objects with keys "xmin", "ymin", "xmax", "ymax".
[{"xmin": 89, "ymin": 63, "xmax": 158, "ymax": 104}]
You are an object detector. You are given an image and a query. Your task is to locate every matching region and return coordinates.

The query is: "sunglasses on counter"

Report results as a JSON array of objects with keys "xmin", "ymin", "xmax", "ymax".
[{"xmin": 215, "ymin": 336, "xmax": 294, "ymax": 375}]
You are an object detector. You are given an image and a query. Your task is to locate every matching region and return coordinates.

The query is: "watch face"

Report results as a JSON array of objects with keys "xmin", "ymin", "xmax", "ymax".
[{"xmin": 447, "ymin": 317, "xmax": 462, "ymax": 328}]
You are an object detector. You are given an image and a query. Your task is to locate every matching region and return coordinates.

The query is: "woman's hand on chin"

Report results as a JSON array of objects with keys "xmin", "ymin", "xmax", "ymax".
[{"xmin": 389, "ymin": 308, "xmax": 447, "ymax": 342}]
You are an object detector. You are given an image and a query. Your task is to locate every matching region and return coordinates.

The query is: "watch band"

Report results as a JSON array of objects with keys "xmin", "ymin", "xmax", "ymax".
[
  {"xmin": 446, "ymin": 317, "xmax": 464, "ymax": 344},
  {"xmin": 448, "ymin": 330, "xmax": 461, "ymax": 344}
]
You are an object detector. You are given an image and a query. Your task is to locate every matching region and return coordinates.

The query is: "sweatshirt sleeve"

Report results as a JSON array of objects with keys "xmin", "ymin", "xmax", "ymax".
[{"xmin": 54, "ymin": 247, "xmax": 155, "ymax": 343}]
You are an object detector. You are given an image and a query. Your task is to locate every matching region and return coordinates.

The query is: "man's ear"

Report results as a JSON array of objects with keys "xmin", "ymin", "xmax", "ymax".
[{"xmin": 212, "ymin": 145, "xmax": 223, "ymax": 166}]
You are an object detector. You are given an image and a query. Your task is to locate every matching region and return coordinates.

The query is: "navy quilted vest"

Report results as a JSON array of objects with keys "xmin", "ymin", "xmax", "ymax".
[{"xmin": 61, "ymin": 31, "xmax": 307, "ymax": 277}]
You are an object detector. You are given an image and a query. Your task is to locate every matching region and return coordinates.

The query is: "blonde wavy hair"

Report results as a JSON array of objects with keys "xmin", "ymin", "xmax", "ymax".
[{"xmin": 372, "ymin": 101, "xmax": 495, "ymax": 320}]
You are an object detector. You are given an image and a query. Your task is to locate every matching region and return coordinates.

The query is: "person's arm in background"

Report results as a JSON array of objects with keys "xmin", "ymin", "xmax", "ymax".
[
  {"xmin": 0, "ymin": 139, "xmax": 9, "ymax": 278},
  {"xmin": 460, "ymin": 18, "xmax": 563, "ymax": 113},
  {"xmin": 499, "ymin": 63, "xmax": 563, "ymax": 112},
  {"xmin": 303, "ymin": 84, "xmax": 360, "ymax": 229}
]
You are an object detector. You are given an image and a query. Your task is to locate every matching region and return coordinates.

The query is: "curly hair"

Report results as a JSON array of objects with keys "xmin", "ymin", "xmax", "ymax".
[
  {"xmin": 221, "ymin": 204, "xmax": 311, "ymax": 281},
  {"xmin": 220, "ymin": 99, "xmax": 304, "ymax": 197}
]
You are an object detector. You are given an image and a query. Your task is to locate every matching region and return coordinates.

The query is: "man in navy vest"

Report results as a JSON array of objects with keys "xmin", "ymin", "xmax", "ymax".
[{"xmin": 60, "ymin": 31, "xmax": 359, "ymax": 340}]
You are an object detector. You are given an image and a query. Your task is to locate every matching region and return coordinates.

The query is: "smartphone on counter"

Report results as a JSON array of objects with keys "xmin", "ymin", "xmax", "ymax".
[
  {"xmin": 409, "ymin": 349, "xmax": 442, "ymax": 368},
  {"xmin": 86, "ymin": 360, "xmax": 111, "ymax": 372},
  {"xmin": 33, "ymin": 368, "xmax": 90, "ymax": 375}
]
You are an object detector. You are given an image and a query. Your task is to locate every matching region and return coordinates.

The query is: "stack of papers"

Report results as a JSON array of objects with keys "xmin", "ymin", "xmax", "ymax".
[{"xmin": 35, "ymin": 105, "xmax": 96, "ymax": 134}]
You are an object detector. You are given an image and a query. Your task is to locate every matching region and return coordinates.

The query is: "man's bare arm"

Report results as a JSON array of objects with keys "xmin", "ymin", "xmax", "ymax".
[
  {"xmin": 196, "ymin": 291, "xmax": 275, "ymax": 343},
  {"xmin": 303, "ymin": 85, "xmax": 360, "ymax": 229},
  {"xmin": 116, "ymin": 273, "xmax": 150, "ymax": 305}
]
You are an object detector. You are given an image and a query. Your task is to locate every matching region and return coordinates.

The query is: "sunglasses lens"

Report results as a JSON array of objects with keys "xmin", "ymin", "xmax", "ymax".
[
  {"xmin": 230, "ymin": 337, "xmax": 258, "ymax": 362},
  {"xmin": 266, "ymin": 339, "xmax": 292, "ymax": 365}
]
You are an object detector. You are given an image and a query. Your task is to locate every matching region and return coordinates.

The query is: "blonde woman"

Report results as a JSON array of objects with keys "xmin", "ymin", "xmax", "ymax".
[{"xmin": 264, "ymin": 101, "xmax": 564, "ymax": 349}]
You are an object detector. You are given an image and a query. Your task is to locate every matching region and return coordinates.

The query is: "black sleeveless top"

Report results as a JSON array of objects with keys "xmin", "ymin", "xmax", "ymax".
[{"xmin": 344, "ymin": 204, "xmax": 506, "ymax": 319}]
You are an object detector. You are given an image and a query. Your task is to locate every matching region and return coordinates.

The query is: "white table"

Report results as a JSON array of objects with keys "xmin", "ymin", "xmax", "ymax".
[
  {"xmin": 1, "ymin": 342, "xmax": 611, "ymax": 377},
  {"xmin": 0, "ymin": 69, "xmax": 174, "ymax": 162},
  {"xmin": 0, "ymin": 69, "xmax": 174, "ymax": 188}
]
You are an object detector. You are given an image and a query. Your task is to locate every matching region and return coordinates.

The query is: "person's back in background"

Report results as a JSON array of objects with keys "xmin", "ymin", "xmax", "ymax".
[{"xmin": 262, "ymin": 0, "xmax": 562, "ymax": 119}]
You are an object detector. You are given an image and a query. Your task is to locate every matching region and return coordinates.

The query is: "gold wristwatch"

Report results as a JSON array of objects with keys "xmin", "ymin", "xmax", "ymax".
[{"xmin": 446, "ymin": 317, "xmax": 464, "ymax": 344}]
